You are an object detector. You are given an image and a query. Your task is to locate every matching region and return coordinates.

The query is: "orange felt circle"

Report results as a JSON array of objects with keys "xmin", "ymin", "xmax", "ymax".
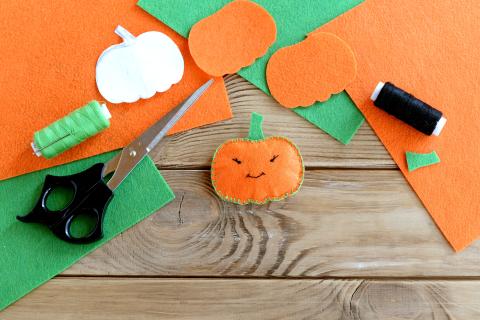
[
  {"xmin": 211, "ymin": 137, "xmax": 304, "ymax": 205},
  {"xmin": 188, "ymin": 0, "xmax": 277, "ymax": 77},
  {"xmin": 266, "ymin": 32, "xmax": 357, "ymax": 108}
]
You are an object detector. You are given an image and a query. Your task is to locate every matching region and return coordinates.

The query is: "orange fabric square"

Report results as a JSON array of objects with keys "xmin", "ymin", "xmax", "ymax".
[
  {"xmin": 319, "ymin": 0, "xmax": 480, "ymax": 250},
  {"xmin": 0, "ymin": 0, "xmax": 232, "ymax": 181}
]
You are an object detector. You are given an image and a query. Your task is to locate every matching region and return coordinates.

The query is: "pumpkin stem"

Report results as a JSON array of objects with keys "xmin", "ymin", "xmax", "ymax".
[
  {"xmin": 248, "ymin": 112, "xmax": 265, "ymax": 141},
  {"xmin": 115, "ymin": 25, "xmax": 136, "ymax": 44}
]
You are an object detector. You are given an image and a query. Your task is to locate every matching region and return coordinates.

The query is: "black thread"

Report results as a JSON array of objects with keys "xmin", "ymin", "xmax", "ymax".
[{"xmin": 374, "ymin": 82, "xmax": 443, "ymax": 135}]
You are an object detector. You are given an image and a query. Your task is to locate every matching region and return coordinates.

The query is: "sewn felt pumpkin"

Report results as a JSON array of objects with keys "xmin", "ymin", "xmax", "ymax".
[{"xmin": 211, "ymin": 113, "xmax": 304, "ymax": 204}]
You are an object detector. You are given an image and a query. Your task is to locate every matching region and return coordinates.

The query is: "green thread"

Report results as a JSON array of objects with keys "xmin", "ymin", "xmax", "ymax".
[
  {"xmin": 33, "ymin": 101, "xmax": 110, "ymax": 159},
  {"xmin": 248, "ymin": 112, "xmax": 265, "ymax": 141}
]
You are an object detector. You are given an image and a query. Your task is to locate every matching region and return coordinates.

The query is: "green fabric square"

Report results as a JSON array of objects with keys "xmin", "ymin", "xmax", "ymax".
[
  {"xmin": 137, "ymin": 0, "xmax": 365, "ymax": 144},
  {"xmin": 0, "ymin": 152, "xmax": 175, "ymax": 310}
]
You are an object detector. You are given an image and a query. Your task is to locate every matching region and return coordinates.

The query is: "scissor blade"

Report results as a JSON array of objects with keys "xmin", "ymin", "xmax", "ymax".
[
  {"xmin": 143, "ymin": 79, "xmax": 214, "ymax": 153},
  {"xmin": 105, "ymin": 79, "xmax": 213, "ymax": 190}
]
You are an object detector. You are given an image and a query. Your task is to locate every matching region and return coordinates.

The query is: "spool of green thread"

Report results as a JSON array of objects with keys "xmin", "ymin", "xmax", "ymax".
[{"xmin": 32, "ymin": 101, "xmax": 111, "ymax": 159}]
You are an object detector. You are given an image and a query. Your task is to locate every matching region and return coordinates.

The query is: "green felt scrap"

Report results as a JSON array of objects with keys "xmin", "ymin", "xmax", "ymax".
[
  {"xmin": 248, "ymin": 112, "xmax": 265, "ymax": 140},
  {"xmin": 137, "ymin": 0, "xmax": 365, "ymax": 144},
  {"xmin": 406, "ymin": 151, "xmax": 440, "ymax": 172},
  {"xmin": 293, "ymin": 93, "xmax": 364, "ymax": 144},
  {"xmin": 0, "ymin": 152, "xmax": 175, "ymax": 311}
]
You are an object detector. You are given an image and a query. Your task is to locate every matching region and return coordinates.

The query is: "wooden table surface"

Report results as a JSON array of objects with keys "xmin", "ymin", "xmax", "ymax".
[{"xmin": 4, "ymin": 75, "xmax": 480, "ymax": 319}]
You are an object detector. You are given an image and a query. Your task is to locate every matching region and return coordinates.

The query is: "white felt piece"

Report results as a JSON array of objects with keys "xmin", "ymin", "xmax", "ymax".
[
  {"xmin": 370, "ymin": 82, "xmax": 385, "ymax": 101},
  {"xmin": 432, "ymin": 116, "xmax": 447, "ymax": 136},
  {"xmin": 96, "ymin": 26, "xmax": 184, "ymax": 104}
]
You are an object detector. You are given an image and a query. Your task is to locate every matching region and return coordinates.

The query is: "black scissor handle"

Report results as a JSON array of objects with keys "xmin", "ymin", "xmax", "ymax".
[{"xmin": 17, "ymin": 163, "xmax": 114, "ymax": 244}]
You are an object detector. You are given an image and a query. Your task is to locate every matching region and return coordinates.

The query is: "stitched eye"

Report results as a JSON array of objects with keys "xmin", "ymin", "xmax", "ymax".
[
  {"xmin": 232, "ymin": 158, "xmax": 242, "ymax": 164},
  {"xmin": 270, "ymin": 155, "xmax": 279, "ymax": 163}
]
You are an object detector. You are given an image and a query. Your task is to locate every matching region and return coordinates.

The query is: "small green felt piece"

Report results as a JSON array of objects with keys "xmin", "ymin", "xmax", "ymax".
[
  {"xmin": 0, "ymin": 152, "xmax": 175, "ymax": 310},
  {"xmin": 406, "ymin": 151, "xmax": 440, "ymax": 172},
  {"xmin": 137, "ymin": 0, "xmax": 365, "ymax": 144},
  {"xmin": 248, "ymin": 112, "xmax": 265, "ymax": 140}
]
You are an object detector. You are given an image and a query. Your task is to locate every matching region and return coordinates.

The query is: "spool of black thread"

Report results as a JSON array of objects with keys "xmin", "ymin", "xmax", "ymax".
[{"xmin": 370, "ymin": 82, "xmax": 446, "ymax": 136}]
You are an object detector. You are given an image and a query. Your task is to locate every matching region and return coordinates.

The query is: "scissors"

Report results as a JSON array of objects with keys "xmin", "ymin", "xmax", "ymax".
[{"xmin": 17, "ymin": 79, "xmax": 213, "ymax": 244}]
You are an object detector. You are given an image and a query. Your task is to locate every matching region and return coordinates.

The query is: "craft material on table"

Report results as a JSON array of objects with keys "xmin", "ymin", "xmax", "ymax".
[
  {"xmin": 267, "ymin": 32, "xmax": 357, "ymax": 108},
  {"xmin": 319, "ymin": 0, "xmax": 480, "ymax": 250},
  {"xmin": 137, "ymin": 0, "xmax": 365, "ymax": 144},
  {"xmin": 371, "ymin": 82, "xmax": 446, "ymax": 136},
  {"xmin": 0, "ymin": 0, "xmax": 232, "ymax": 181},
  {"xmin": 406, "ymin": 151, "xmax": 440, "ymax": 172},
  {"xmin": 0, "ymin": 151, "xmax": 175, "ymax": 311},
  {"xmin": 19, "ymin": 81, "xmax": 212, "ymax": 243},
  {"xmin": 211, "ymin": 112, "xmax": 304, "ymax": 204},
  {"xmin": 188, "ymin": 0, "xmax": 276, "ymax": 76},
  {"xmin": 96, "ymin": 25, "xmax": 184, "ymax": 104},
  {"xmin": 32, "ymin": 101, "xmax": 111, "ymax": 159}
]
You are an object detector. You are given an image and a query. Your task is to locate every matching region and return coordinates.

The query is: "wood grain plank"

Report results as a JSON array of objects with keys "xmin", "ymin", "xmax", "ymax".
[
  {"xmin": 5, "ymin": 277, "xmax": 480, "ymax": 319},
  {"xmin": 65, "ymin": 169, "xmax": 480, "ymax": 277},
  {"xmin": 152, "ymin": 75, "xmax": 394, "ymax": 169}
]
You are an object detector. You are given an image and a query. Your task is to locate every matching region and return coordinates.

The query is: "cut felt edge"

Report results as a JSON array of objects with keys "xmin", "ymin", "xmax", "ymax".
[
  {"xmin": 188, "ymin": 0, "xmax": 277, "ymax": 76},
  {"xmin": 211, "ymin": 137, "xmax": 305, "ymax": 205},
  {"xmin": 406, "ymin": 151, "xmax": 440, "ymax": 172},
  {"xmin": 267, "ymin": 32, "xmax": 357, "ymax": 108}
]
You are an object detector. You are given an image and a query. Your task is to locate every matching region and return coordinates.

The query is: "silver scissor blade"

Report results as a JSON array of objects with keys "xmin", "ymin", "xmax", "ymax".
[
  {"xmin": 105, "ymin": 79, "xmax": 214, "ymax": 191},
  {"xmin": 144, "ymin": 78, "xmax": 214, "ymax": 153}
]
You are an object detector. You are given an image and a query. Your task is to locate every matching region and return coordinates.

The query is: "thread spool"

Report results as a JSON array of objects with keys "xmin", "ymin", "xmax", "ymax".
[
  {"xmin": 371, "ymin": 82, "xmax": 446, "ymax": 136},
  {"xmin": 32, "ymin": 101, "xmax": 111, "ymax": 159}
]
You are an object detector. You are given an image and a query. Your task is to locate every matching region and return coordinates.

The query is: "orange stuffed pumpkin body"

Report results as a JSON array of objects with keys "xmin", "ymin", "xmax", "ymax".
[{"xmin": 211, "ymin": 113, "xmax": 304, "ymax": 204}]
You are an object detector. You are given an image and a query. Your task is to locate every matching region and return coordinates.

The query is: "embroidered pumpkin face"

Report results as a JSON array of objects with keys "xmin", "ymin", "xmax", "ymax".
[{"xmin": 211, "ymin": 113, "xmax": 304, "ymax": 204}]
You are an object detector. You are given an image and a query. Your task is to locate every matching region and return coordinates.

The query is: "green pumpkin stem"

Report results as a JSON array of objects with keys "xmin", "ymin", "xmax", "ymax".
[{"xmin": 248, "ymin": 112, "xmax": 265, "ymax": 141}]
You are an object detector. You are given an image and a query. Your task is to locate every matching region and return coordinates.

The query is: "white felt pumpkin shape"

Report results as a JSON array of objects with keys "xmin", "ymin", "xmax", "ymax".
[{"xmin": 96, "ymin": 25, "xmax": 184, "ymax": 104}]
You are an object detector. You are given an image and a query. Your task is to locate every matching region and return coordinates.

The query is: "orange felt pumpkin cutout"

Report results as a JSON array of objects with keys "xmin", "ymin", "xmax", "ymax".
[
  {"xmin": 188, "ymin": 0, "xmax": 277, "ymax": 76},
  {"xmin": 266, "ymin": 32, "xmax": 357, "ymax": 108},
  {"xmin": 211, "ymin": 113, "xmax": 304, "ymax": 204}
]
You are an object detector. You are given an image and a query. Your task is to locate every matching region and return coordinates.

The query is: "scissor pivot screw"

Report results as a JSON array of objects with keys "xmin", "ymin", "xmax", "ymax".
[{"xmin": 129, "ymin": 150, "xmax": 137, "ymax": 157}]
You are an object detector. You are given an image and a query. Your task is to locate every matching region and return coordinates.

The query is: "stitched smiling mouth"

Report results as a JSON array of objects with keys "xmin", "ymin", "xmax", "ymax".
[{"xmin": 246, "ymin": 172, "xmax": 266, "ymax": 179}]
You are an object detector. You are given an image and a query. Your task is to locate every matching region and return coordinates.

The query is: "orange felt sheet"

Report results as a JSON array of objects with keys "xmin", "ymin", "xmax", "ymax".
[
  {"xmin": 319, "ymin": 0, "xmax": 480, "ymax": 251},
  {"xmin": 0, "ymin": 0, "xmax": 232, "ymax": 181}
]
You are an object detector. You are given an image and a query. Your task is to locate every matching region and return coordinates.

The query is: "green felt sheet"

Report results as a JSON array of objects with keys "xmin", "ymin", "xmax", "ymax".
[
  {"xmin": 137, "ymin": 0, "xmax": 365, "ymax": 144},
  {"xmin": 406, "ymin": 151, "xmax": 440, "ymax": 172},
  {"xmin": 0, "ymin": 152, "xmax": 175, "ymax": 311}
]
